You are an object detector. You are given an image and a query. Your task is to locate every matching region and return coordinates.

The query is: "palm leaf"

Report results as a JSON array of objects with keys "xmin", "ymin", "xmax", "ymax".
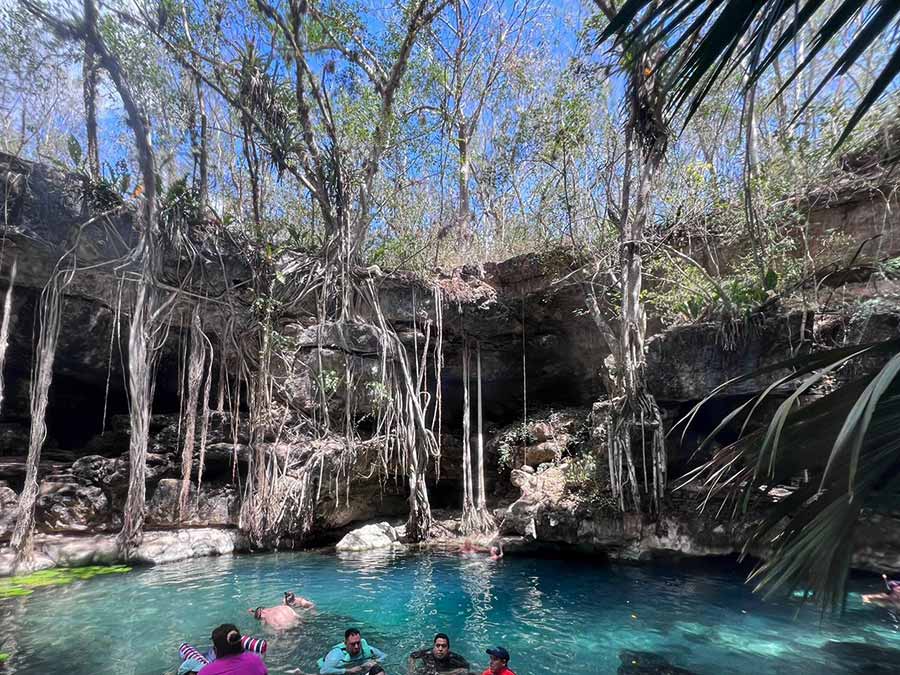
[
  {"xmin": 603, "ymin": 0, "xmax": 900, "ymax": 152},
  {"xmin": 678, "ymin": 339, "xmax": 900, "ymax": 611}
]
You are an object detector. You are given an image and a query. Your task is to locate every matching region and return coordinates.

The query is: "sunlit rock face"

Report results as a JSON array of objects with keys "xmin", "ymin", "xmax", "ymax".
[
  {"xmin": 0, "ymin": 528, "xmax": 249, "ymax": 576},
  {"xmin": 498, "ymin": 459, "xmax": 900, "ymax": 574}
]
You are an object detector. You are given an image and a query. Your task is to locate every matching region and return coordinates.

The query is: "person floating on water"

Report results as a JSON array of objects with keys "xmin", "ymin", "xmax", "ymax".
[
  {"xmin": 481, "ymin": 647, "xmax": 515, "ymax": 675},
  {"xmin": 249, "ymin": 590, "xmax": 311, "ymax": 629},
  {"xmin": 177, "ymin": 634, "xmax": 268, "ymax": 673},
  {"xmin": 285, "ymin": 589, "xmax": 316, "ymax": 610},
  {"xmin": 407, "ymin": 633, "xmax": 470, "ymax": 674},
  {"xmin": 459, "ymin": 539, "xmax": 478, "ymax": 557},
  {"xmin": 862, "ymin": 572, "xmax": 900, "ymax": 606},
  {"xmin": 318, "ymin": 628, "xmax": 386, "ymax": 674},
  {"xmin": 197, "ymin": 624, "xmax": 268, "ymax": 675},
  {"xmin": 489, "ymin": 543, "xmax": 503, "ymax": 561}
]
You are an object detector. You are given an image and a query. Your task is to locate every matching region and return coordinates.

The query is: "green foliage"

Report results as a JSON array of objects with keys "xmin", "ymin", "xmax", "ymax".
[
  {"xmin": 879, "ymin": 256, "xmax": 900, "ymax": 279},
  {"xmin": 84, "ymin": 160, "xmax": 132, "ymax": 211},
  {"xmin": 365, "ymin": 231, "xmax": 427, "ymax": 270},
  {"xmin": 564, "ymin": 453, "xmax": 617, "ymax": 511},
  {"xmin": 364, "ymin": 380, "xmax": 391, "ymax": 407},
  {"xmin": 160, "ymin": 176, "xmax": 203, "ymax": 229},
  {"xmin": 647, "ymin": 258, "xmax": 779, "ymax": 324},
  {"xmin": 319, "ymin": 369, "xmax": 341, "ymax": 397},
  {"xmin": 495, "ymin": 423, "xmax": 535, "ymax": 470},
  {"xmin": 0, "ymin": 565, "xmax": 131, "ymax": 599}
]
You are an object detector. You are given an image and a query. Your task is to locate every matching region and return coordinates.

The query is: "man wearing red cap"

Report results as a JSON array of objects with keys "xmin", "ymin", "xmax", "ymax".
[{"xmin": 481, "ymin": 647, "xmax": 515, "ymax": 675}]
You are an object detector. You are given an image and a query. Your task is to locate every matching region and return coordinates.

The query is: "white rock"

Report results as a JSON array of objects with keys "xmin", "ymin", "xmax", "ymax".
[{"xmin": 335, "ymin": 521, "xmax": 404, "ymax": 552}]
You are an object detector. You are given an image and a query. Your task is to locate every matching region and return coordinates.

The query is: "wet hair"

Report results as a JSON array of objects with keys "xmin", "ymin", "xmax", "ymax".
[
  {"xmin": 434, "ymin": 633, "xmax": 450, "ymax": 647},
  {"xmin": 345, "ymin": 628, "xmax": 361, "ymax": 641},
  {"xmin": 284, "ymin": 591, "xmax": 296, "ymax": 605},
  {"xmin": 211, "ymin": 624, "xmax": 244, "ymax": 658},
  {"xmin": 253, "ymin": 607, "xmax": 263, "ymax": 620},
  {"xmin": 367, "ymin": 667, "xmax": 384, "ymax": 675}
]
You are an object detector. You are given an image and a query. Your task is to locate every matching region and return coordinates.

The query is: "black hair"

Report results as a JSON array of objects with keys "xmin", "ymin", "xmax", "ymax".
[
  {"xmin": 367, "ymin": 667, "xmax": 384, "ymax": 675},
  {"xmin": 345, "ymin": 628, "xmax": 361, "ymax": 641},
  {"xmin": 434, "ymin": 633, "xmax": 450, "ymax": 647},
  {"xmin": 211, "ymin": 623, "xmax": 244, "ymax": 658},
  {"xmin": 253, "ymin": 607, "xmax": 263, "ymax": 620},
  {"xmin": 284, "ymin": 591, "xmax": 296, "ymax": 604}
]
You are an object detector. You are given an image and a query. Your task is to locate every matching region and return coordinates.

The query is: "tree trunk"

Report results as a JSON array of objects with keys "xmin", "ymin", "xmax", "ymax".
[
  {"xmin": 11, "ymin": 272, "xmax": 69, "ymax": 562},
  {"xmin": 195, "ymin": 66, "xmax": 208, "ymax": 205},
  {"xmin": 119, "ymin": 277, "xmax": 154, "ymax": 549},
  {"xmin": 178, "ymin": 307, "xmax": 206, "ymax": 519},
  {"xmin": 460, "ymin": 338, "xmax": 476, "ymax": 532},
  {"xmin": 81, "ymin": 0, "xmax": 160, "ymax": 551},
  {"xmin": 611, "ymin": 57, "xmax": 668, "ymax": 512},
  {"xmin": 0, "ymin": 259, "xmax": 17, "ymax": 415},
  {"xmin": 474, "ymin": 340, "xmax": 495, "ymax": 530},
  {"xmin": 82, "ymin": 0, "xmax": 100, "ymax": 180},
  {"xmin": 457, "ymin": 128, "xmax": 471, "ymax": 240}
]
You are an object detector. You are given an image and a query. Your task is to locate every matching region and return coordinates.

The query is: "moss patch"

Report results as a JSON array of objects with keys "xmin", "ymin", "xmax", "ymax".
[{"xmin": 0, "ymin": 565, "xmax": 131, "ymax": 599}]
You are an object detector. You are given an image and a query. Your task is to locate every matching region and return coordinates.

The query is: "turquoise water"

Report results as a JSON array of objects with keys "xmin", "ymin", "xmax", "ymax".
[{"xmin": 1, "ymin": 551, "xmax": 899, "ymax": 674}]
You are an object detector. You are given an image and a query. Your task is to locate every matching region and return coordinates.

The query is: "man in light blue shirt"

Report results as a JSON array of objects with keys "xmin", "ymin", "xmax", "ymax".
[{"xmin": 318, "ymin": 628, "xmax": 386, "ymax": 674}]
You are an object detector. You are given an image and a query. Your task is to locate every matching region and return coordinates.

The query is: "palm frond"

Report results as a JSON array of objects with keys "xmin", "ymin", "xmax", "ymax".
[
  {"xmin": 602, "ymin": 0, "xmax": 900, "ymax": 152},
  {"xmin": 679, "ymin": 339, "xmax": 900, "ymax": 612}
]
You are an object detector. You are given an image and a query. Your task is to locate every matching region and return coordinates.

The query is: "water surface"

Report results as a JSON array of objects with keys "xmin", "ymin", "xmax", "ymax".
[{"xmin": 1, "ymin": 551, "xmax": 898, "ymax": 674}]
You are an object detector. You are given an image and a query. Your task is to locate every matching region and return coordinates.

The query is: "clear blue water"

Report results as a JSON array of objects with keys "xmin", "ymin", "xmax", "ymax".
[{"xmin": 1, "ymin": 551, "xmax": 899, "ymax": 674}]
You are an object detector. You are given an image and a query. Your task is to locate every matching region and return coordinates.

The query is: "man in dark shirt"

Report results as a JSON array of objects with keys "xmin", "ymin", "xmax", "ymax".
[{"xmin": 407, "ymin": 633, "xmax": 470, "ymax": 674}]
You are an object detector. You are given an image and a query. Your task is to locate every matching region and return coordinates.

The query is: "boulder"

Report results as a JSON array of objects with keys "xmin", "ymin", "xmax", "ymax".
[
  {"xmin": 0, "ymin": 485, "xmax": 18, "ymax": 538},
  {"xmin": 9, "ymin": 527, "xmax": 249, "ymax": 570},
  {"xmin": 335, "ymin": 521, "xmax": 404, "ymax": 552},
  {"xmin": 71, "ymin": 455, "xmax": 121, "ymax": 486},
  {"xmin": 130, "ymin": 528, "xmax": 248, "ymax": 565},
  {"xmin": 146, "ymin": 478, "xmax": 239, "ymax": 527},
  {"xmin": 500, "ymin": 465, "xmax": 568, "ymax": 538},
  {"xmin": 36, "ymin": 482, "xmax": 109, "ymax": 532},
  {"xmin": 71, "ymin": 452, "xmax": 175, "ymax": 489},
  {"xmin": 531, "ymin": 422, "xmax": 553, "ymax": 442},
  {"xmin": 523, "ymin": 438, "xmax": 568, "ymax": 467}
]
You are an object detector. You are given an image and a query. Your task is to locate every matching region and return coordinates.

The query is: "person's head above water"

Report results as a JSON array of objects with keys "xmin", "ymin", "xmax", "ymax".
[
  {"xmin": 252, "ymin": 606, "xmax": 264, "ymax": 620},
  {"xmin": 211, "ymin": 624, "xmax": 244, "ymax": 658},
  {"xmin": 486, "ymin": 646, "xmax": 510, "ymax": 673},
  {"xmin": 284, "ymin": 591, "xmax": 296, "ymax": 605},
  {"xmin": 344, "ymin": 628, "xmax": 363, "ymax": 656},
  {"xmin": 367, "ymin": 666, "xmax": 384, "ymax": 675},
  {"xmin": 432, "ymin": 633, "xmax": 450, "ymax": 661}
]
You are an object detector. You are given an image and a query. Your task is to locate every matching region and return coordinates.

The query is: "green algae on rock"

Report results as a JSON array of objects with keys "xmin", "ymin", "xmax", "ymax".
[{"xmin": 0, "ymin": 565, "xmax": 131, "ymax": 598}]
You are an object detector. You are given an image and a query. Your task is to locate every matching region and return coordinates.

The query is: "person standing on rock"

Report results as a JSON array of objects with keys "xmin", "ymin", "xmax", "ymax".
[
  {"xmin": 318, "ymin": 628, "xmax": 387, "ymax": 674},
  {"xmin": 407, "ymin": 633, "xmax": 471, "ymax": 674},
  {"xmin": 480, "ymin": 647, "xmax": 515, "ymax": 675}
]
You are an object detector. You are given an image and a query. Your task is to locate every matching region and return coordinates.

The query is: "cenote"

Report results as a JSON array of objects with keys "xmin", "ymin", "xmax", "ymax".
[{"xmin": 2, "ymin": 551, "xmax": 899, "ymax": 675}]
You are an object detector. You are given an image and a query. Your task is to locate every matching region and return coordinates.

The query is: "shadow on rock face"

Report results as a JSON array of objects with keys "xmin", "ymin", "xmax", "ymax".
[{"xmin": 617, "ymin": 650, "xmax": 700, "ymax": 675}]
